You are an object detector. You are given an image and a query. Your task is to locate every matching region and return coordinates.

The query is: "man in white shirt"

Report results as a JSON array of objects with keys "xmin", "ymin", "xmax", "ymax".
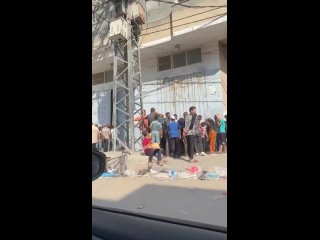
[{"xmin": 101, "ymin": 124, "xmax": 111, "ymax": 152}]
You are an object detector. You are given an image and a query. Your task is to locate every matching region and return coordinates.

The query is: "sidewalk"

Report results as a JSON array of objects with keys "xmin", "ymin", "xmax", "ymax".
[{"xmin": 103, "ymin": 150, "xmax": 227, "ymax": 173}]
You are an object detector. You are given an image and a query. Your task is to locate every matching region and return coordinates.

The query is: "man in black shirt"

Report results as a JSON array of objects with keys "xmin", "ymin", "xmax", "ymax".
[{"xmin": 178, "ymin": 112, "xmax": 188, "ymax": 156}]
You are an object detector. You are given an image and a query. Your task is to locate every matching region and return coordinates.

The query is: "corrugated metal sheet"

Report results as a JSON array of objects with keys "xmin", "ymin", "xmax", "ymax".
[
  {"xmin": 141, "ymin": 71, "xmax": 224, "ymax": 119},
  {"xmin": 92, "ymin": 89, "xmax": 112, "ymax": 126},
  {"xmin": 91, "ymin": 71, "xmax": 224, "ymax": 123}
]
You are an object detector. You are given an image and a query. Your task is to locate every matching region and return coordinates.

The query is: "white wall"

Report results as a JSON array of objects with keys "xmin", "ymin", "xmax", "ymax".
[{"xmin": 141, "ymin": 40, "xmax": 221, "ymax": 83}]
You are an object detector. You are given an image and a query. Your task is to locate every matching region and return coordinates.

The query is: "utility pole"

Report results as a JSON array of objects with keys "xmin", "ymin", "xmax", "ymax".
[{"xmin": 110, "ymin": 0, "xmax": 145, "ymax": 152}]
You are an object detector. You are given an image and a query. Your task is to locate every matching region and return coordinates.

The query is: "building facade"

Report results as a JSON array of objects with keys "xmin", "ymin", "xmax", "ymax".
[{"xmin": 92, "ymin": 0, "xmax": 227, "ymax": 125}]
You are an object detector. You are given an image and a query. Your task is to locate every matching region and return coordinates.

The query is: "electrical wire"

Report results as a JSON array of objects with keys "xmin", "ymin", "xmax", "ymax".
[
  {"xmin": 147, "ymin": 0, "xmax": 227, "ymax": 8},
  {"xmin": 140, "ymin": 12, "xmax": 227, "ymax": 36},
  {"xmin": 138, "ymin": 2, "xmax": 149, "ymax": 47},
  {"xmin": 93, "ymin": 8, "xmax": 111, "ymax": 23},
  {"xmin": 93, "ymin": 5, "xmax": 226, "ymax": 36},
  {"xmin": 92, "ymin": 3, "xmax": 112, "ymax": 43},
  {"xmin": 92, "ymin": 0, "xmax": 113, "ymax": 8},
  {"xmin": 92, "ymin": 2, "xmax": 226, "ymax": 52},
  {"xmin": 94, "ymin": 12, "xmax": 226, "ymax": 53},
  {"xmin": 142, "ymin": 6, "xmax": 225, "ymax": 31},
  {"xmin": 93, "ymin": 18, "xmax": 224, "ymax": 57},
  {"xmin": 136, "ymin": 3, "xmax": 224, "ymax": 47}
]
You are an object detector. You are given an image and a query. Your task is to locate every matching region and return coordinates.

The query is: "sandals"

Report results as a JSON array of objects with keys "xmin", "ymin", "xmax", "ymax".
[{"xmin": 189, "ymin": 159, "xmax": 199, "ymax": 163}]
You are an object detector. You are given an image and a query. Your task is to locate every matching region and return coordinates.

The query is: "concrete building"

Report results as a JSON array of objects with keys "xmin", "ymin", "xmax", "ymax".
[{"xmin": 92, "ymin": 0, "xmax": 227, "ymax": 125}]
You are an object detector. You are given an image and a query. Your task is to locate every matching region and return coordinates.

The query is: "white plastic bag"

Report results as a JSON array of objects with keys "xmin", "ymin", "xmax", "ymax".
[{"xmin": 214, "ymin": 167, "xmax": 227, "ymax": 177}]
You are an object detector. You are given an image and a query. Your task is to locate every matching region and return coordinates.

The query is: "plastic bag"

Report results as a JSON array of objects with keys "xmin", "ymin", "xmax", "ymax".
[{"xmin": 214, "ymin": 167, "xmax": 227, "ymax": 177}]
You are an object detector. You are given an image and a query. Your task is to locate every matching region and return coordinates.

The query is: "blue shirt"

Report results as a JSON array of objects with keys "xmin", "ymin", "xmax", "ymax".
[
  {"xmin": 150, "ymin": 120, "xmax": 162, "ymax": 132},
  {"xmin": 219, "ymin": 119, "xmax": 226, "ymax": 133},
  {"xmin": 168, "ymin": 121, "xmax": 180, "ymax": 138}
]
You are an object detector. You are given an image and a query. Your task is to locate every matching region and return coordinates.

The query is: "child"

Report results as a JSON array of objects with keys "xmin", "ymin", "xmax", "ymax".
[
  {"xmin": 200, "ymin": 122, "xmax": 208, "ymax": 153},
  {"xmin": 142, "ymin": 130, "xmax": 163, "ymax": 168},
  {"xmin": 206, "ymin": 120, "xmax": 216, "ymax": 155}
]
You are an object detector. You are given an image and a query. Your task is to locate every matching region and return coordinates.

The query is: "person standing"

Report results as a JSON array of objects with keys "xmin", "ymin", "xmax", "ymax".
[
  {"xmin": 206, "ymin": 118, "xmax": 217, "ymax": 155},
  {"xmin": 134, "ymin": 109, "xmax": 149, "ymax": 132},
  {"xmin": 200, "ymin": 122, "xmax": 208, "ymax": 153},
  {"xmin": 216, "ymin": 113, "xmax": 227, "ymax": 153},
  {"xmin": 147, "ymin": 108, "xmax": 164, "ymax": 127},
  {"xmin": 101, "ymin": 124, "xmax": 111, "ymax": 152},
  {"xmin": 92, "ymin": 123, "xmax": 100, "ymax": 152},
  {"xmin": 162, "ymin": 112, "xmax": 171, "ymax": 156},
  {"xmin": 214, "ymin": 115, "xmax": 220, "ymax": 153},
  {"xmin": 184, "ymin": 106, "xmax": 199, "ymax": 163},
  {"xmin": 206, "ymin": 119, "xmax": 217, "ymax": 155},
  {"xmin": 178, "ymin": 112, "xmax": 188, "ymax": 156},
  {"xmin": 173, "ymin": 114, "xmax": 178, "ymax": 122},
  {"xmin": 194, "ymin": 115, "xmax": 205, "ymax": 156},
  {"xmin": 142, "ymin": 110, "xmax": 149, "ymax": 131},
  {"xmin": 98, "ymin": 126, "xmax": 103, "ymax": 152},
  {"xmin": 224, "ymin": 114, "xmax": 227, "ymax": 146},
  {"xmin": 109, "ymin": 124, "xmax": 114, "ymax": 150},
  {"xmin": 147, "ymin": 108, "xmax": 156, "ymax": 127},
  {"xmin": 168, "ymin": 116, "xmax": 180, "ymax": 158},
  {"xmin": 150, "ymin": 114, "xmax": 162, "ymax": 144}
]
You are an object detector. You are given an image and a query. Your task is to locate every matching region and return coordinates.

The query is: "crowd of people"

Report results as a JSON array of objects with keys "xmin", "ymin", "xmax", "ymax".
[
  {"xmin": 92, "ymin": 124, "xmax": 114, "ymax": 152},
  {"xmin": 92, "ymin": 106, "xmax": 227, "ymax": 169},
  {"xmin": 139, "ymin": 106, "xmax": 227, "ymax": 168}
]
